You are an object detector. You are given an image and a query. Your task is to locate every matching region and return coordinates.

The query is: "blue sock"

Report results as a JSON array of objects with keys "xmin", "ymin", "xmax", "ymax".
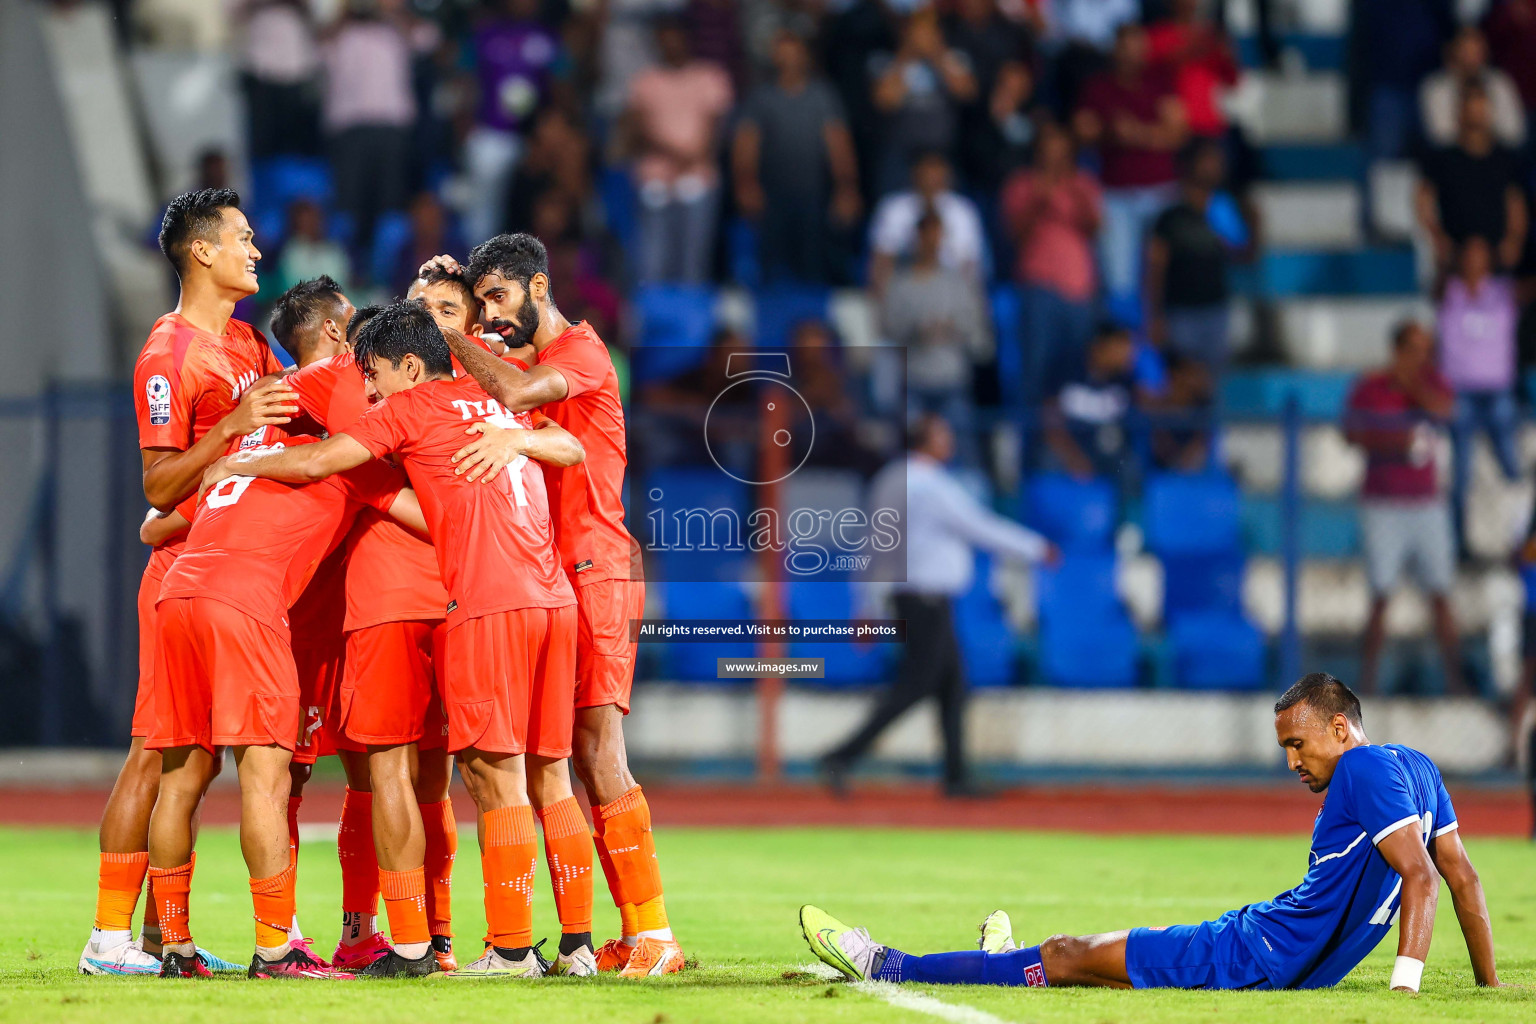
[{"xmin": 874, "ymin": 946, "xmax": 1049, "ymax": 987}]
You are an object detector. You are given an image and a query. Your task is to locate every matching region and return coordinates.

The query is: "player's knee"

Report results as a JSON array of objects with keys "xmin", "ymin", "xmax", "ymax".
[{"xmin": 1039, "ymin": 934, "xmax": 1086, "ymax": 976}]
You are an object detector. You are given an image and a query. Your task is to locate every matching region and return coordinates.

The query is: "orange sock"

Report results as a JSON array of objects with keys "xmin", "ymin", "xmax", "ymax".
[
  {"xmin": 250, "ymin": 863, "xmax": 297, "ymax": 949},
  {"xmin": 147, "ymin": 858, "xmax": 195, "ymax": 946},
  {"xmin": 539, "ymin": 798, "xmax": 593, "ymax": 936},
  {"xmin": 591, "ymin": 822, "xmax": 638, "ymax": 938},
  {"xmin": 140, "ymin": 871, "xmax": 161, "ymax": 937},
  {"xmin": 287, "ymin": 796, "xmax": 302, "ymax": 869},
  {"xmin": 338, "ymin": 788, "xmax": 379, "ymax": 915},
  {"xmin": 420, "ymin": 798, "xmax": 456, "ymax": 937},
  {"xmin": 595, "ymin": 787, "xmax": 664, "ymax": 916},
  {"xmin": 480, "ymin": 805, "xmax": 536, "ymax": 949},
  {"xmin": 379, "ymin": 867, "xmax": 430, "ymax": 945},
  {"xmin": 95, "ymin": 852, "xmax": 148, "ymax": 932}
]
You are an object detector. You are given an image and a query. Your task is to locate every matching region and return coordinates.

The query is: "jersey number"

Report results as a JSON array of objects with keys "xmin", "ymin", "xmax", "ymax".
[
  {"xmin": 205, "ymin": 475, "xmax": 256, "ymax": 508},
  {"xmin": 486, "ymin": 412, "xmax": 529, "ymax": 507}
]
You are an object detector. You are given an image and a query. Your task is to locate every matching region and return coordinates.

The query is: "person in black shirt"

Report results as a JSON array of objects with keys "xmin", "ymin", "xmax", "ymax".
[
  {"xmin": 1416, "ymin": 79, "xmax": 1528, "ymax": 273},
  {"xmin": 1042, "ymin": 322, "xmax": 1137, "ymax": 480},
  {"xmin": 1145, "ymin": 138, "xmax": 1242, "ymax": 372}
]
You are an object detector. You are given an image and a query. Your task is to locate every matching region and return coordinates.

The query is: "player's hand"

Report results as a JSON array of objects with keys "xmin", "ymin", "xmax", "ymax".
[
  {"xmin": 226, "ymin": 376, "xmax": 299, "ymax": 437},
  {"xmin": 418, "ymin": 253, "xmax": 463, "ymax": 279},
  {"xmin": 199, "ymin": 456, "xmax": 236, "ymax": 499},
  {"xmin": 453, "ymin": 422, "xmax": 526, "ymax": 482}
]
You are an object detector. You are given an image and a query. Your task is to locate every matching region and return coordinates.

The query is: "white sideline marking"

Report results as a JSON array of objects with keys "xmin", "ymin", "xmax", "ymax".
[{"xmin": 798, "ymin": 964, "xmax": 1012, "ymax": 1024}]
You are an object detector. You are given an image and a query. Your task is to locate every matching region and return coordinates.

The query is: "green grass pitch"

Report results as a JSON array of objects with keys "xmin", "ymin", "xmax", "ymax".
[{"xmin": 2, "ymin": 824, "xmax": 1534, "ymax": 1022}]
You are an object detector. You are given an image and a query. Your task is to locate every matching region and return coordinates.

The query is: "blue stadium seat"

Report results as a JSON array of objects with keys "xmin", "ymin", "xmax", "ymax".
[
  {"xmin": 1161, "ymin": 552, "xmax": 1246, "ymax": 622},
  {"xmin": 630, "ymin": 285, "xmax": 717, "ymax": 382},
  {"xmin": 786, "ymin": 581, "xmax": 887, "ymax": 685},
  {"xmin": 753, "ymin": 285, "xmax": 830, "ymax": 349},
  {"xmin": 599, "ymin": 166, "xmax": 638, "ymax": 254},
  {"xmin": 1168, "ymin": 610, "xmax": 1267, "ymax": 690},
  {"xmin": 250, "ymin": 156, "xmax": 334, "ymax": 210},
  {"xmin": 1241, "ymin": 496, "xmax": 1360, "ymax": 558},
  {"xmin": 1025, "ymin": 473, "xmax": 1117, "ymax": 553},
  {"xmin": 1143, "ymin": 471, "xmax": 1241, "ymax": 558},
  {"xmin": 729, "ymin": 217, "xmax": 760, "ymax": 288},
  {"xmin": 1230, "ymin": 248, "xmax": 1416, "ymax": 298},
  {"xmin": 1036, "ymin": 555, "xmax": 1138, "ymax": 688},
  {"xmin": 653, "ymin": 579, "xmax": 754, "ymax": 682},
  {"xmin": 954, "ymin": 554, "xmax": 1019, "ymax": 687},
  {"xmin": 1220, "ymin": 369, "xmax": 1356, "ymax": 420},
  {"xmin": 642, "ymin": 468, "xmax": 750, "ymax": 583},
  {"xmin": 369, "ymin": 210, "xmax": 413, "ymax": 287},
  {"xmin": 989, "ymin": 285, "xmax": 1023, "ymax": 409}
]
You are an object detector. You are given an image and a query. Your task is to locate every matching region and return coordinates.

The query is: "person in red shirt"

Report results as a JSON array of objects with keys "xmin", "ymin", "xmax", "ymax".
[
  {"xmin": 83, "ymin": 188, "xmax": 299, "ymax": 979},
  {"xmin": 1344, "ymin": 321, "xmax": 1463, "ymax": 696},
  {"xmin": 204, "ymin": 301, "xmax": 586, "ymax": 979},
  {"xmin": 427, "ymin": 233, "xmax": 680, "ymax": 979},
  {"xmin": 148, "ymin": 434, "xmax": 421, "ymax": 979}
]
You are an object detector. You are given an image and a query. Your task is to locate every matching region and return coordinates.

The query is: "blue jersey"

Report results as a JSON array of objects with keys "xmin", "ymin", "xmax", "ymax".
[{"xmin": 1235, "ymin": 744, "xmax": 1457, "ymax": 989}]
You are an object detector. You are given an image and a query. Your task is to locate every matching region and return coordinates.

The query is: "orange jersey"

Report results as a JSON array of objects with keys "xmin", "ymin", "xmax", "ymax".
[
  {"xmin": 289, "ymin": 351, "xmax": 452, "ymax": 628},
  {"xmin": 536, "ymin": 322, "xmax": 639, "ymax": 585},
  {"xmin": 158, "ymin": 437, "xmax": 404, "ymax": 633},
  {"xmin": 346, "ymin": 375, "xmax": 575, "ymax": 627}
]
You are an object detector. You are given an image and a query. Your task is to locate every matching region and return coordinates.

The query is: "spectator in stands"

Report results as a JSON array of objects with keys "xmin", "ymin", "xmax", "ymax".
[
  {"xmin": 502, "ymin": 106, "xmax": 592, "ymax": 237},
  {"xmin": 464, "ymin": 0, "xmax": 567, "ymax": 244},
  {"xmin": 685, "ymin": 0, "xmax": 745, "ymax": 89},
  {"xmin": 1074, "ymin": 22, "xmax": 1187, "ymax": 316},
  {"xmin": 731, "ymin": 30, "xmax": 863, "ymax": 285},
  {"xmin": 1484, "ymin": 0, "xmax": 1536, "ymax": 138},
  {"xmin": 868, "ymin": 151, "xmax": 986, "ymax": 296},
  {"xmin": 267, "ymin": 198, "xmax": 351, "ymax": 302},
  {"xmin": 868, "ymin": 9, "xmax": 978, "ymax": 198},
  {"xmin": 1044, "ymin": 0, "xmax": 1142, "ymax": 116},
  {"xmin": 1420, "ymin": 25, "xmax": 1525, "ymax": 149},
  {"xmin": 1439, "ymin": 235, "xmax": 1522, "ymax": 538},
  {"xmin": 1041, "ymin": 322, "xmax": 1137, "ymax": 481},
  {"xmin": 1145, "ymin": 138, "xmax": 1242, "ymax": 373},
  {"xmin": 882, "ymin": 208, "xmax": 991, "ymax": 445},
  {"xmin": 1349, "ymin": 0, "xmax": 1455, "ymax": 160},
  {"xmin": 822, "ymin": 413, "xmax": 1055, "ymax": 798},
  {"xmin": 387, "ymin": 191, "xmax": 465, "ymax": 297},
  {"xmin": 788, "ymin": 320, "xmax": 884, "ymax": 475},
  {"xmin": 945, "ymin": 0, "xmax": 1040, "ymax": 194},
  {"xmin": 321, "ymin": 0, "xmax": 427, "ymax": 255},
  {"xmin": 1146, "ymin": 0, "xmax": 1241, "ymax": 145},
  {"xmin": 1147, "ymin": 352, "xmax": 1214, "ymax": 473},
  {"xmin": 619, "ymin": 15, "xmax": 734, "ymax": 284},
  {"xmin": 233, "ymin": 0, "xmax": 321, "ymax": 158},
  {"xmin": 1000, "ymin": 120, "xmax": 1102, "ymax": 406},
  {"xmin": 1416, "ymin": 80, "xmax": 1529, "ymax": 275},
  {"xmin": 1344, "ymin": 321, "xmax": 1464, "ymax": 696},
  {"xmin": 823, "ymin": 0, "xmax": 900, "ymax": 203}
]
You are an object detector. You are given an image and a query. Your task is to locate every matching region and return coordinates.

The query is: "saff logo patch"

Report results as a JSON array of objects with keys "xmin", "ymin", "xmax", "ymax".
[{"xmin": 146, "ymin": 375, "xmax": 171, "ymax": 425}]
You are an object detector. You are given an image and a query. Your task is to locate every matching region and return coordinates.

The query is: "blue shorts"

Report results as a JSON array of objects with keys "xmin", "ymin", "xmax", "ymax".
[{"xmin": 1125, "ymin": 910, "xmax": 1272, "ymax": 990}]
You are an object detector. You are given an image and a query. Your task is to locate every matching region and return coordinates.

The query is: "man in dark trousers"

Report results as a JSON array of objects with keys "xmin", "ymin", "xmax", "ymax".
[{"xmin": 820, "ymin": 415, "xmax": 1056, "ymax": 796}]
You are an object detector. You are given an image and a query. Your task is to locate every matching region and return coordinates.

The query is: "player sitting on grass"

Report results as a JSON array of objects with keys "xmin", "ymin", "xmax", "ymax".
[{"xmin": 804, "ymin": 673, "xmax": 1501, "ymax": 993}]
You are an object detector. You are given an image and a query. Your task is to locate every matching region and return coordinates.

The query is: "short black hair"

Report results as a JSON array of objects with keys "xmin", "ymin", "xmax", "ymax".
[
  {"xmin": 352, "ymin": 300, "xmax": 454, "ymax": 379},
  {"xmin": 1391, "ymin": 318, "xmax": 1426, "ymax": 351},
  {"xmin": 158, "ymin": 187, "xmax": 242, "ymax": 276},
  {"xmin": 467, "ymin": 232, "xmax": 549, "ymax": 292},
  {"xmin": 413, "ymin": 264, "xmax": 480, "ymax": 317},
  {"xmin": 1274, "ymin": 672, "xmax": 1363, "ymax": 727},
  {"xmin": 347, "ymin": 304, "xmax": 383, "ymax": 347},
  {"xmin": 269, "ymin": 276, "xmax": 347, "ymax": 360}
]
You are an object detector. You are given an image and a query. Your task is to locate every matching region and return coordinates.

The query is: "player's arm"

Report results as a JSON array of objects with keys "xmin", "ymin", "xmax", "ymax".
[
  {"xmin": 1429, "ymin": 829, "xmax": 1500, "ymax": 986},
  {"xmin": 384, "ymin": 488, "xmax": 429, "ymax": 538},
  {"xmin": 1376, "ymin": 825, "xmax": 1440, "ymax": 991},
  {"xmin": 201, "ymin": 433, "xmax": 375, "ymax": 495},
  {"xmin": 142, "ymin": 377, "xmax": 299, "ymax": 510},
  {"xmin": 439, "ymin": 326, "xmax": 569, "ymax": 411},
  {"xmin": 140, "ymin": 508, "xmax": 190, "ymax": 547},
  {"xmin": 452, "ymin": 416, "xmax": 585, "ymax": 481}
]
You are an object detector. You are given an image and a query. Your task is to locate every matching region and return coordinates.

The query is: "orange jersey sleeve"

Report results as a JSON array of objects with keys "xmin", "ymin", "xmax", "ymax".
[{"xmin": 133, "ymin": 315, "xmax": 283, "ymax": 452}]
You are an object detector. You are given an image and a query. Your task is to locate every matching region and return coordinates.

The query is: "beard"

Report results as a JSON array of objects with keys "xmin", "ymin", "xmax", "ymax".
[{"xmin": 492, "ymin": 294, "xmax": 540, "ymax": 351}]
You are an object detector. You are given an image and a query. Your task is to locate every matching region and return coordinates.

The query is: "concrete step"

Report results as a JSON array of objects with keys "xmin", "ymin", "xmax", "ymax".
[
  {"xmin": 1276, "ymin": 295, "xmax": 1433, "ymax": 368},
  {"xmin": 1251, "ymin": 181, "xmax": 1361, "ymax": 249},
  {"xmin": 1236, "ymin": 71, "xmax": 1347, "ymax": 144}
]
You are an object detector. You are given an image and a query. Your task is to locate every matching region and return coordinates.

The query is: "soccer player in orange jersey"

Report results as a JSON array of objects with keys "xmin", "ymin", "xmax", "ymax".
[
  {"xmin": 81, "ymin": 188, "xmax": 299, "ymax": 977},
  {"xmin": 431, "ymin": 233, "xmax": 680, "ymax": 978},
  {"xmin": 148, "ymin": 434, "xmax": 424, "ymax": 978},
  {"xmin": 205, "ymin": 301, "xmax": 587, "ymax": 979}
]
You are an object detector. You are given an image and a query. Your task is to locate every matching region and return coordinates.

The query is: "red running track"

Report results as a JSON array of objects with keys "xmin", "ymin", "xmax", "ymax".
[{"xmin": 0, "ymin": 783, "xmax": 1529, "ymax": 837}]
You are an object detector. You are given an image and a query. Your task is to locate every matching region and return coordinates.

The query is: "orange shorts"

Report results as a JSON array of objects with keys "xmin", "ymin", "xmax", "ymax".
[
  {"xmin": 573, "ymin": 579, "xmax": 645, "ymax": 715},
  {"xmin": 148, "ymin": 597, "xmax": 299, "ymax": 754},
  {"xmin": 442, "ymin": 605, "xmax": 576, "ymax": 757},
  {"xmin": 339, "ymin": 620, "xmax": 449, "ymax": 749},
  {"xmin": 291, "ymin": 630, "xmax": 345, "ymax": 764},
  {"xmin": 131, "ymin": 567, "xmax": 161, "ymax": 738}
]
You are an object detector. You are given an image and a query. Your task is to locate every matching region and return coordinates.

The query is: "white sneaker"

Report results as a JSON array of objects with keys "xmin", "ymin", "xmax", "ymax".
[
  {"xmin": 445, "ymin": 945, "xmax": 547, "ymax": 979},
  {"xmin": 78, "ymin": 934, "xmax": 161, "ymax": 975},
  {"xmin": 978, "ymin": 910, "xmax": 1017, "ymax": 954},
  {"xmin": 550, "ymin": 945, "xmax": 598, "ymax": 977}
]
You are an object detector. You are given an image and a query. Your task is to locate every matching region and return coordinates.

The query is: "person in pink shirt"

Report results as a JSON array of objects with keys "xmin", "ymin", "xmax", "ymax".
[
  {"xmin": 1438, "ymin": 235, "xmax": 1521, "ymax": 543},
  {"xmin": 619, "ymin": 16, "xmax": 733, "ymax": 284},
  {"xmin": 1000, "ymin": 120, "xmax": 1102, "ymax": 404}
]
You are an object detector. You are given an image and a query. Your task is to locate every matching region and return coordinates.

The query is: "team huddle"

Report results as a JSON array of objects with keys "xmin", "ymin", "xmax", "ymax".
[{"xmin": 79, "ymin": 187, "xmax": 670, "ymax": 980}]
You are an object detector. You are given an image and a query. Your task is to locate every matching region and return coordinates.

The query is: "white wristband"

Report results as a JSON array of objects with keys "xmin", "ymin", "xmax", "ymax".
[{"xmin": 1390, "ymin": 956, "xmax": 1424, "ymax": 992}]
